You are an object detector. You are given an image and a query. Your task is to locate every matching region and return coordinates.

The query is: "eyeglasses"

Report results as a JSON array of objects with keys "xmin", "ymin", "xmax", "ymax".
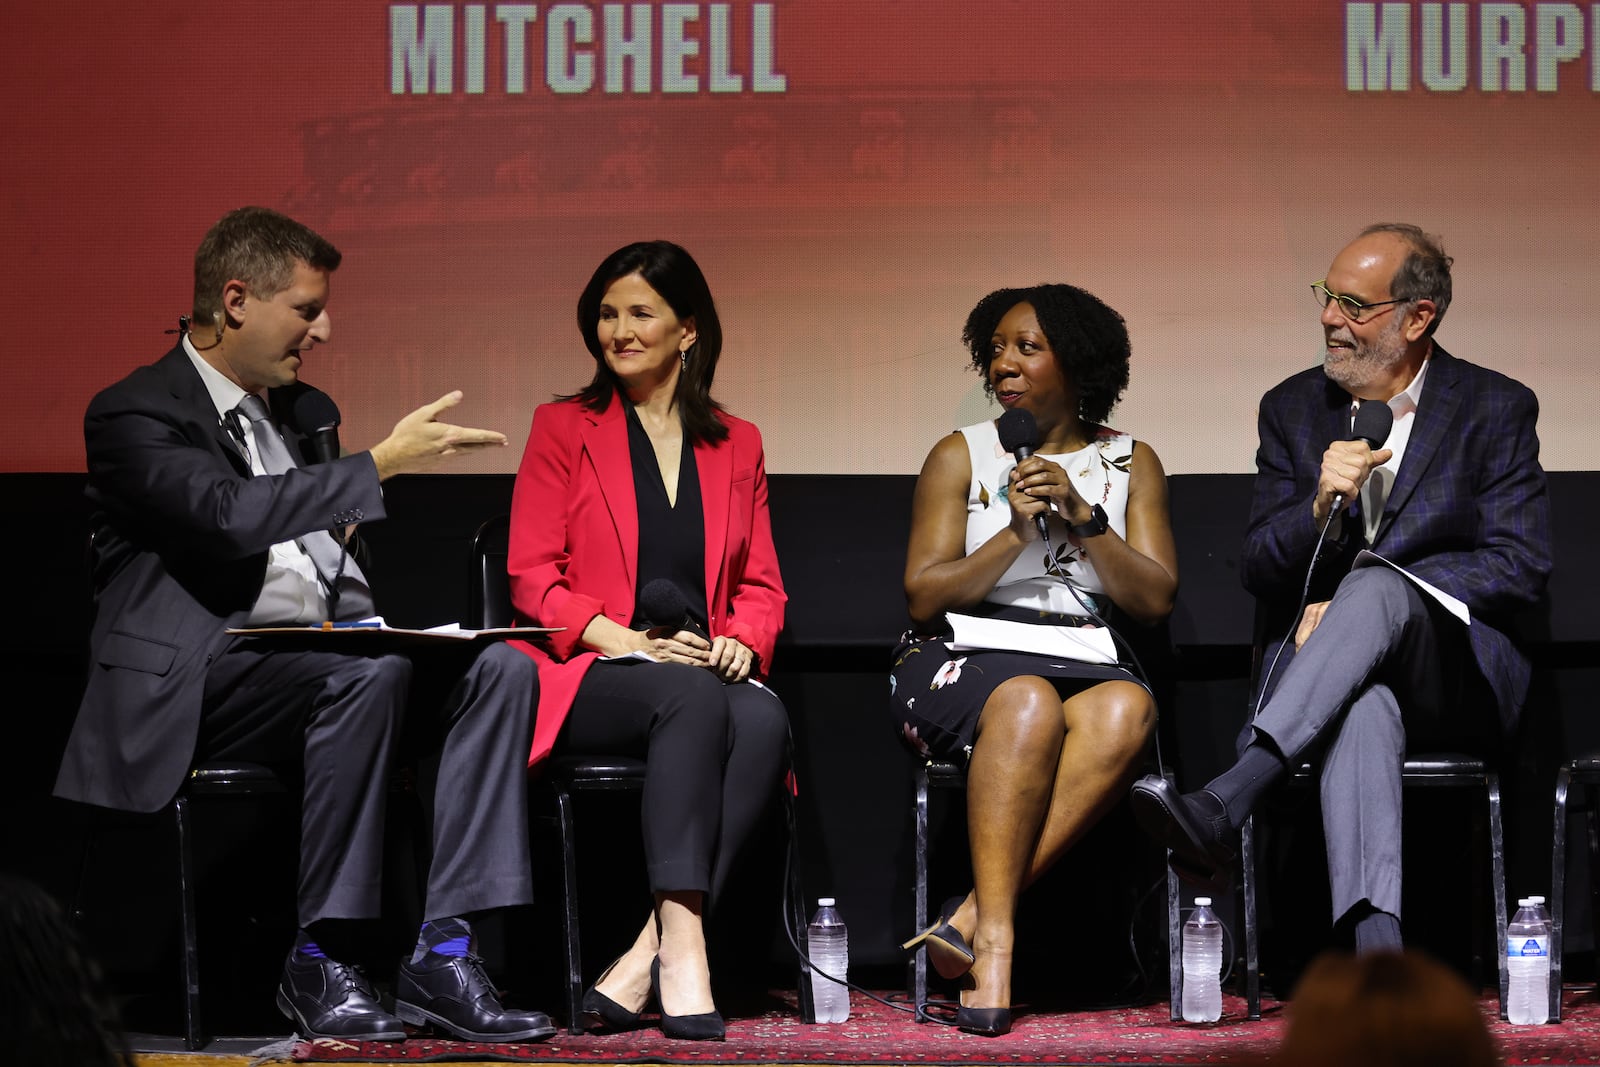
[{"xmin": 1310, "ymin": 281, "xmax": 1407, "ymax": 324}]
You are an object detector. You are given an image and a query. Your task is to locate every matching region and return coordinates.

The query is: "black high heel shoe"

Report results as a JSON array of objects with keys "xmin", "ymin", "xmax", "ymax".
[
  {"xmin": 953, "ymin": 964, "xmax": 1011, "ymax": 1037},
  {"xmin": 651, "ymin": 957, "xmax": 725, "ymax": 1041},
  {"xmin": 900, "ymin": 895, "xmax": 976, "ymax": 980},
  {"xmin": 955, "ymin": 1002, "xmax": 1012, "ymax": 1037},
  {"xmin": 578, "ymin": 957, "xmax": 649, "ymax": 1033}
]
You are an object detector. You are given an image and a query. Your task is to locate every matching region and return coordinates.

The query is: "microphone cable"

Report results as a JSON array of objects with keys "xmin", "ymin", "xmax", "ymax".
[{"xmin": 1247, "ymin": 505, "xmax": 1341, "ymax": 725}]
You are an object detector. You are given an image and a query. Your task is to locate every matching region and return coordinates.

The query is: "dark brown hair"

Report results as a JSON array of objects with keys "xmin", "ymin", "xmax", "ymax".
[{"xmin": 568, "ymin": 240, "xmax": 728, "ymax": 445}]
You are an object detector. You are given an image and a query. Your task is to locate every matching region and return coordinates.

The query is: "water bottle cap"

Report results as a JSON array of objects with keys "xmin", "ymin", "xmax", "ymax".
[
  {"xmin": 817, "ymin": 897, "xmax": 836, "ymax": 907},
  {"xmin": 1518, "ymin": 897, "xmax": 1532, "ymax": 907},
  {"xmin": 1194, "ymin": 896, "xmax": 1212, "ymax": 906},
  {"xmin": 1529, "ymin": 895, "xmax": 1546, "ymax": 904}
]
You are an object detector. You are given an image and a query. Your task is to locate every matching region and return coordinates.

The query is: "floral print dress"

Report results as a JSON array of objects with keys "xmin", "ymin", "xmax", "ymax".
[{"xmin": 890, "ymin": 420, "xmax": 1144, "ymax": 762}]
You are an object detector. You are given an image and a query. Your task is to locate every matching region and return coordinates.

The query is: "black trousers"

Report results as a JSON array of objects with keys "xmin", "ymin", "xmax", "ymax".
[
  {"xmin": 558, "ymin": 659, "xmax": 789, "ymax": 902},
  {"xmin": 199, "ymin": 637, "xmax": 536, "ymax": 927}
]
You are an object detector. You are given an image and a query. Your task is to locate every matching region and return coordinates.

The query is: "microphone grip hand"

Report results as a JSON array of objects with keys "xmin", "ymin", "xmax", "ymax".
[
  {"xmin": 1010, "ymin": 455, "xmax": 1084, "ymax": 543},
  {"xmin": 641, "ymin": 626, "xmax": 712, "ymax": 664},
  {"xmin": 1314, "ymin": 443, "xmax": 1393, "ymax": 523}
]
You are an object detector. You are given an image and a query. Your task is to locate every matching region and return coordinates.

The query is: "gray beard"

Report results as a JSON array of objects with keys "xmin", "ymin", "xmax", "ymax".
[{"xmin": 1322, "ymin": 317, "xmax": 1408, "ymax": 394}]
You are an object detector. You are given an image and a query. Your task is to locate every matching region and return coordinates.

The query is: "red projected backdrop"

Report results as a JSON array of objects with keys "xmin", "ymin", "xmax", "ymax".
[{"xmin": 5, "ymin": 2, "xmax": 1596, "ymax": 474}]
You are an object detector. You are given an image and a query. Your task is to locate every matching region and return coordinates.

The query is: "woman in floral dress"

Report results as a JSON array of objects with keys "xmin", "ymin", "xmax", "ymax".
[{"xmin": 890, "ymin": 284, "xmax": 1178, "ymax": 1035}]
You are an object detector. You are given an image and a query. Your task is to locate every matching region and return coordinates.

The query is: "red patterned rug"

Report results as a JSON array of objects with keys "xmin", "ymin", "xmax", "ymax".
[{"xmin": 261, "ymin": 987, "xmax": 1600, "ymax": 1065}]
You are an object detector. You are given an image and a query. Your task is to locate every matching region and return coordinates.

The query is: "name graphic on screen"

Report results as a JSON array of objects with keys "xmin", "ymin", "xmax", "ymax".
[
  {"xmin": 1347, "ymin": 2, "xmax": 1600, "ymax": 91},
  {"xmin": 391, "ymin": 3, "xmax": 788, "ymax": 95}
]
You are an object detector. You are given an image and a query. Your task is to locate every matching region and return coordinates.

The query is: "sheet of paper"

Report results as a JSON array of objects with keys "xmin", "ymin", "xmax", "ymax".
[
  {"xmin": 1352, "ymin": 550, "xmax": 1471, "ymax": 626},
  {"xmin": 227, "ymin": 618, "xmax": 557, "ymax": 641},
  {"xmin": 945, "ymin": 611, "xmax": 1118, "ymax": 665}
]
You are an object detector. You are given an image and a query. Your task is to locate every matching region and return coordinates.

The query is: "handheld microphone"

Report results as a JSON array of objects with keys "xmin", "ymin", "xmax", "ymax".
[
  {"xmin": 290, "ymin": 386, "xmax": 342, "ymax": 465},
  {"xmin": 639, "ymin": 579, "xmax": 708, "ymax": 639},
  {"xmin": 1329, "ymin": 400, "xmax": 1395, "ymax": 513},
  {"xmin": 996, "ymin": 408, "xmax": 1049, "ymax": 540}
]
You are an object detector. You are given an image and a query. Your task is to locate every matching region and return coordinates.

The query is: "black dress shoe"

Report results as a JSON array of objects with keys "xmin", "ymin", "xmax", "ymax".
[
  {"xmin": 276, "ymin": 950, "xmax": 406, "ymax": 1041},
  {"xmin": 900, "ymin": 895, "xmax": 976, "ymax": 980},
  {"xmin": 394, "ymin": 954, "xmax": 556, "ymax": 1043},
  {"xmin": 1130, "ymin": 776, "xmax": 1238, "ymax": 889},
  {"xmin": 651, "ymin": 957, "xmax": 725, "ymax": 1041}
]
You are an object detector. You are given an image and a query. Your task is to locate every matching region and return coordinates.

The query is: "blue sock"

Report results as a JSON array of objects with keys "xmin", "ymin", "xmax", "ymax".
[
  {"xmin": 293, "ymin": 929, "xmax": 326, "ymax": 959},
  {"xmin": 412, "ymin": 916, "xmax": 472, "ymax": 963}
]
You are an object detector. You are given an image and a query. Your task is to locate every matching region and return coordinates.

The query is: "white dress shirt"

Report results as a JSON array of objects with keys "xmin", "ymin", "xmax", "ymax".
[
  {"xmin": 184, "ymin": 337, "xmax": 328, "ymax": 624},
  {"xmin": 1356, "ymin": 351, "xmax": 1431, "ymax": 544}
]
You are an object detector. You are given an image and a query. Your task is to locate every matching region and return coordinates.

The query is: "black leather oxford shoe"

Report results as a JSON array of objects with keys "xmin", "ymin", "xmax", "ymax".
[
  {"xmin": 276, "ymin": 951, "xmax": 406, "ymax": 1041},
  {"xmin": 1130, "ymin": 775, "xmax": 1239, "ymax": 893},
  {"xmin": 394, "ymin": 954, "xmax": 556, "ymax": 1043}
]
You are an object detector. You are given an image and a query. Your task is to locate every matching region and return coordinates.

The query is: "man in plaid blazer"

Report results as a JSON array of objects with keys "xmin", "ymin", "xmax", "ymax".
[{"xmin": 1132, "ymin": 223, "xmax": 1551, "ymax": 951}]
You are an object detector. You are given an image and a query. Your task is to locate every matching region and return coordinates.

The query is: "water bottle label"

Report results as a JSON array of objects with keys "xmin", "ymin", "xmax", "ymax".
[{"xmin": 1507, "ymin": 935, "xmax": 1549, "ymax": 958}]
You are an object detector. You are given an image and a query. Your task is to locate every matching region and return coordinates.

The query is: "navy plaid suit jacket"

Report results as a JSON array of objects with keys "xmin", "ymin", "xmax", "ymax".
[{"xmin": 1240, "ymin": 345, "xmax": 1551, "ymax": 733}]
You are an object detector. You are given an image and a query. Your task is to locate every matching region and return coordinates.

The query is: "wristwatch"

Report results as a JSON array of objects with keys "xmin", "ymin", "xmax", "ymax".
[{"xmin": 1068, "ymin": 504, "xmax": 1109, "ymax": 538}]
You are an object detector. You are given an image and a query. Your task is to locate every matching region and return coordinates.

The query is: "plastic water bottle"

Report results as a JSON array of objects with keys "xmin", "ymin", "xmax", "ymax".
[
  {"xmin": 807, "ymin": 897, "xmax": 850, "ymax": 1023},
  {"xmin": 1507, "ymin": 897, "xmax": 1550, "ymax": 1025},
  {"xmin": 1530, "ymin": 894, "xmax": 1555, "ymax": 1019},
  {"xmin": 1181, "ymin": 896, "xmax": 1223, "ymax": 1023},
  {"xmin": 1529, "ymin": 894, "xmax": 1555, "ymax": 1019}
]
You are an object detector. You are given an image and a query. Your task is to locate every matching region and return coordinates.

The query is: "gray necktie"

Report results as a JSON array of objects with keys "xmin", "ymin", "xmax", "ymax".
[{"xmin": 233, "ymin": 393, "xmax": 375, "ymax": 620}]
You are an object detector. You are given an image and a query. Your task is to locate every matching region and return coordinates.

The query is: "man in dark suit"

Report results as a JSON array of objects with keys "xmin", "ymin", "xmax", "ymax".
[
  {"xmin": 54, "ymin": 207, "xmax": 555, "ymax": 1043},
  {"xmin": 1131, "ymin": 223, "xmax": 1551, "ymax": 951}
]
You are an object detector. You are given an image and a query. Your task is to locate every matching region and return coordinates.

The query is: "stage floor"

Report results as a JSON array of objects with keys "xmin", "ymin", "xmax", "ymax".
[{"xmin": 126, "ymin": 985, "xmax": 1600, "ymax": 1066}]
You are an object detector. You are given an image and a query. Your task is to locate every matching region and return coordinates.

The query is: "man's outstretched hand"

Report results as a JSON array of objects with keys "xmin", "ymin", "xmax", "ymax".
[{"xmin": 369, "ymin": 391, "xmax": 508, "ymax": 480}]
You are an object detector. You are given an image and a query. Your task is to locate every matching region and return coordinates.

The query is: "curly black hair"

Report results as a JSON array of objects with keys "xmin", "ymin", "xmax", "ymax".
[{"xmin": 962, "ymin": 283, "xmax": 1131, "ymax": 426}]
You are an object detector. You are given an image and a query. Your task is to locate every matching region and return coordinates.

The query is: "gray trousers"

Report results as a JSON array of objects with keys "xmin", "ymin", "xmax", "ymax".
[
  {"xmin": 201, "ymin": 638, "xmax": 537, "ymax": 927},
  {"xmin": 1250, "ymin": 566, "xmax": 1491, "ymax": 922}
]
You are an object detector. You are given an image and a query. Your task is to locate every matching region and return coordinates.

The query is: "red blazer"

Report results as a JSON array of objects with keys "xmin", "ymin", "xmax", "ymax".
[{"xmin": 507, "ymin": 397, "xmax": 787, "ymax": 766}]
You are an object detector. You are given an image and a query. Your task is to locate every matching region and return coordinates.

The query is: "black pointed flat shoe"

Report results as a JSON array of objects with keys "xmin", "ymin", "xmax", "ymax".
[
  {"xmin": 578, "ymin": 957, "xmax": 650, "ymax": 1033},
  {"xmin": 579, "ymin": 986, "xmax": 649, "ymax": 1033},
  {"xmin": 900, "ymin": 895, "xmax": 976, "ymax": 980}
]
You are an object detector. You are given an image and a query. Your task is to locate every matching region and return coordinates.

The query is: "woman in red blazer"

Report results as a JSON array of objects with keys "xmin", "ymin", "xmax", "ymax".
[{"xmin": 508, "ymin": 242, "xmax": 787, "ymax": 1041}]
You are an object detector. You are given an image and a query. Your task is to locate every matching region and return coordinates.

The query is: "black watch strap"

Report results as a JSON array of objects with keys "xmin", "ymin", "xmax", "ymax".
[{"xmin": 1068, "ymin": 503, "xmax": 1109, "ymax": 538}]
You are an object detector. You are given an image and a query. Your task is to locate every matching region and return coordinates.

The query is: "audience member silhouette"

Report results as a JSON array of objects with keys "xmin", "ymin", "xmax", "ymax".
[
  {"xmin": 1275, "ymin": 949, "xmax": 1501, "ymax": 1067},
  {"xmin": 0, "ymin": 875, "xmax": 129, "ymax": 1067}
]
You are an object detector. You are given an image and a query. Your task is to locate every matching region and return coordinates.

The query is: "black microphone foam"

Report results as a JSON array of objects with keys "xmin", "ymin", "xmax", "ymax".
[
  {"xmin": 291, "ymin": 386, "xmax": 342, "ymax": 465},
  {"xmin": 639, "ymin": 579, "xmax": 691, "ymax": 628},
  {"xmin": 996, "ymin": 408, "xmax": 1039, "ymax": 459},
  {"xmin": 1350, "ymin": 400, "xmax": 1394, "ymax": 450},
  {"xmin": 1329, "ymin": 401, "xmax": 1397, "ymax": 518},
  {"xmin": 995, "ymin": 408, "xmax": 1050, "ymax": 540}
]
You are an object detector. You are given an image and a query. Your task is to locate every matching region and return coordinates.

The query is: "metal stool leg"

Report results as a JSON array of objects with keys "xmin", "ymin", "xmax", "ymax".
[
  {"xmin": 554, "ymin": 788, "xmax": 584, "ymax": 1035},
  {"xmin": 911, "ymin": 762, "xmax": 930, "ymax": 1022},
  {"xmin": 1587, "ymin": 784, "xmax": 1600, "ymax": 1016},
  {"xmin": 174, "ymin": 794, "xmax": 205, "ymax": 1051},
  {"xmin": 1241, "ymin": 814, "xmax": 1261, "ymax": 1021},
  {"xmin": 1167, "ymin": 855, "xmax": 1183, "ymax": 1021},
  {"xmin": 785, "ymin": 787, "xmax": 815, "ymax": 1023},
  {"xmin": 1551, "ymin": 765, "xmax": 1570, "ymax": 1023},
  {"xmin": 1486, "ymin": 772, "xmax": 1509, "ymax": 1020}
]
